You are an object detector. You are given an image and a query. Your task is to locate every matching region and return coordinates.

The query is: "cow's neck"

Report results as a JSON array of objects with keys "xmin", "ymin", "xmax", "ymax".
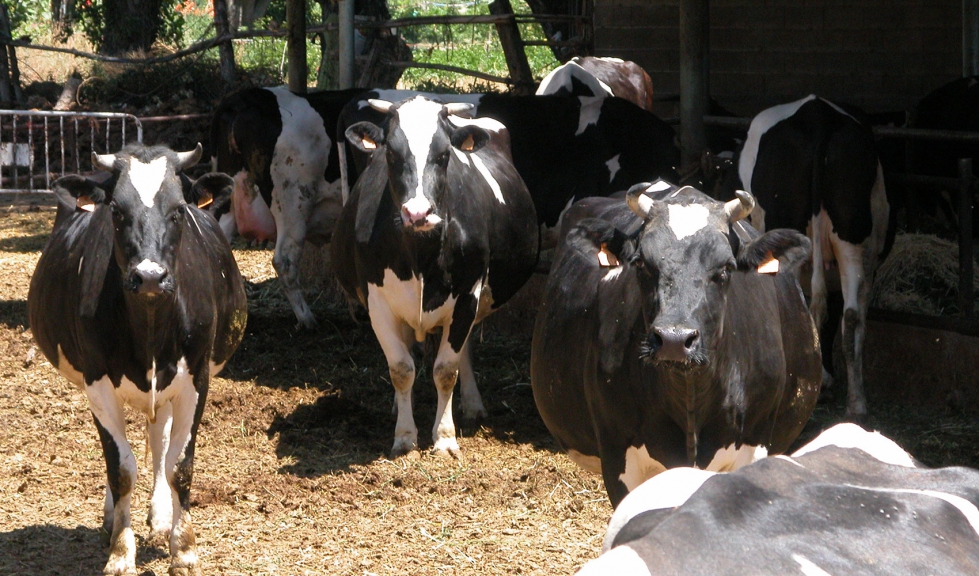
[{"xmin": 123, "ymin": 293, "xmax": 181, "ymax": 364}]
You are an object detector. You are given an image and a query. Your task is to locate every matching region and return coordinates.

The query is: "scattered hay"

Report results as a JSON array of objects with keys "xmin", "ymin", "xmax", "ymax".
[{"xmin": 871, "ymin": 233, "xmax": 978, "ymax": 316}]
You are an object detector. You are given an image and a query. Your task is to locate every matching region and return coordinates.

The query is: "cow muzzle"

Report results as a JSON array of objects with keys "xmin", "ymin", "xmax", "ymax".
[
  {"xmin": 128, "ymin": 259, "xmax": 173, "ymax": 297},
  {"xmin": 644, "ymin": 325, "xmax": 704, "ymax": 365},
  {"xmin": 401, "ymin": 197, "xmax": 443, "ymax": 231}
]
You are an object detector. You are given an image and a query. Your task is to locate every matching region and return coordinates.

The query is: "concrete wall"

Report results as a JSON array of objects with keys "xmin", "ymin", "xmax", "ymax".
[{"xmin": 594, "ymin": 0, "xmax": 962, "ymax": 117}]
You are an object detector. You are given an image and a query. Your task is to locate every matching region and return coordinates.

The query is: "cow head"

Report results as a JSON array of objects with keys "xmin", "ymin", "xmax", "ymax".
[
  {"xmin": 53, "ymin": 143, "xmax": 234, "ymax": 301},
  {"xmin": 611, "ymin": 184, "xmax": 810, "ymax": 367},
  {"xmin": 344, "ymin": 96, "xmax": 491, "ymax": 232}
]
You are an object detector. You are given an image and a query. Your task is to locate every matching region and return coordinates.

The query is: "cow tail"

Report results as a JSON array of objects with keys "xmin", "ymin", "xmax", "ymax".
[{"xmin": 686, "ymin": 374, "xmax": 698, "ymax": 464}]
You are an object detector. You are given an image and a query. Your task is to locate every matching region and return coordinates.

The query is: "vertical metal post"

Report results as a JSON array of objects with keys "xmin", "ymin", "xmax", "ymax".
[
  {"xmin": 959, "ymin": 158, "xmax": 974, "ymax": 319},
  {"xmin": 338, "ymin": 0, "xmax": 355, "ymax": 89},
  {"xmin": 965, "ymin": 0, "xmax": 979, "ymax": 76},
  {"xmin": 287, "ymin": 0, "xmax": 308, "ymax": 93},
  {"xmin": 679, "ymin": 0, "xmax": 709, "ymax": 179}
]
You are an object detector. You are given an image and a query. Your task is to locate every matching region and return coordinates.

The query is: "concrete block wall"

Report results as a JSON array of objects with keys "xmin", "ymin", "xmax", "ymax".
[{"xmin": 594, "ymin": 0, "xmax": 961, "ymax": 117}]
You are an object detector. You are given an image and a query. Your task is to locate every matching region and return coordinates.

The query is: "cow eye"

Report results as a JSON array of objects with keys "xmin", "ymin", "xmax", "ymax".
[{"xmin": 712, "ymin": 264, "xmax": 734, "ymax": 284}]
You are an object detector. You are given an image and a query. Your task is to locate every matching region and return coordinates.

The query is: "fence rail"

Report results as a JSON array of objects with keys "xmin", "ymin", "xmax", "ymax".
[{"xmin": 0, "ymin": 110, "xmax": 142, "ymax": 197}]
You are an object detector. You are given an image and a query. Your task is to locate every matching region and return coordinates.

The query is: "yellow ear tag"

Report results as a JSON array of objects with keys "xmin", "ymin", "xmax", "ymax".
[
  {"xmin": 757, "ymin": 252, "xmax": 780, "ymax": 274},
  {"xmin": 461, "ymin": 134, "xmax": 475, "ymax": 151},
  {"xmin": 362, "ymin": 136, "xmax": 376, "ymax": 150},
  {"xmin": 597, "ymin": 244, "xmax": 620, "ymax": 267},
  {"xmin": 197, "ymin": 193, "xmax": 213, "ymax": 209},
  {"xmin": 77, "ymin": 196, "xmax": 96, "ymax": 212}
]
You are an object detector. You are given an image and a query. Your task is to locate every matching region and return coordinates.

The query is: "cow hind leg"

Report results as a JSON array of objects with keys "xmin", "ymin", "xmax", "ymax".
[
  {"xmin": 87, "ymin": 378, "xmax": 138, "ymax": 576},
  {"xmin": 164, "ymin": 371, "xmax": 206, "ymax": 576},
  {"xmin": 146, "ymin": 402, "xmax": 174, "ymax": 544},
  {"xmin": 836, "ymin": 240, "xmax": 870, "ymax": 419},
  {"xmin": 458, "ymin": 341, "xmax": 486, "ymax": 420},
  {"xmin": 271, "ymin": 220, "xmax": 317, "ymax": 330}
]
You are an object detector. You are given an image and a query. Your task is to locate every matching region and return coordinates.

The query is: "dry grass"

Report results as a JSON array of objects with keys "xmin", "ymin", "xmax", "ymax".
[{"xmin": 1, "ymin": 211, "xmax": 977, "ymax": 576}]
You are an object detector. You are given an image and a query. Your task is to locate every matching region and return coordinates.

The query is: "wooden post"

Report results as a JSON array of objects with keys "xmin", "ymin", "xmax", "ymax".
[
  {"xmin": 0, "ymin": 2, "xmax": 22, "ymax": 105},
  {"xmin": 965, "ymin": 0, "xmax": 979, "ymax": 76},
  {"xmin": 316, "ymin": 0, "xmax": 339, "ymax": 89},
  {"xmin": 287, "ymin": 0, "xmax": 308, "ymax": 92},
  {"xmin": 213, "ymin": 0, "xmax": 238, "ymax": 84},
  {"xmin": 338, "ymin": 0, "xmax": 354, "ymax": 89},
  {"xmin": 489, "ymin": 0, "xmax": 534, "ymax": 95},
  {"xmin": 679, "ymin": 0, "xmax": 709, "ymax": 179},
  {"xmin": 959, "ymin": 158, "xmax": 974, "ymax": 319}
]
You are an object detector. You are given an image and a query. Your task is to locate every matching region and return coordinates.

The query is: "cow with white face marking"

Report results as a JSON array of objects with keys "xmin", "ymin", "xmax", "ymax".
[
  {"xmin": 338, "ymin": 90, "xmax": 679, "ymax": 247},
  {"xmin": 713, "ymin": 95, "xmax": 892, "ymax": 418},
  {"xmin": 537, "ymin": 56, "xmax": 655, "ymax": 112},
  {"xmin": 530, "ymin": 181, "xmax": 821, "ymax": 506},
  {"xmin": 583, "ymin": 423, "xmax": 979, "ymax": 575},
  {"xmin": 210, "ymin": 85, "xmax": 366, "ymax": 328},
  {"xmin": 331, "ymin": 96, "xmax": 539, "ymax": 457},
  {"xmin": 28, "ymin": 144, "xmax": 247, "ymax": 576}
]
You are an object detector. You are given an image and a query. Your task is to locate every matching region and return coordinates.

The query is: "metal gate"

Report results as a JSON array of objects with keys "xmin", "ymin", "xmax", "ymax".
[{"xmin": 0, "ymin": 110, "xmax": 142, "ymax": 202}]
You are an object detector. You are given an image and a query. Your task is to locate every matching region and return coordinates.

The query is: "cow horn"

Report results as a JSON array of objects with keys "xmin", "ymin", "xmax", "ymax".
[
  {"xmin": 92, "ymin": 152, "xmax": 117, "ymax": 171},
  {"xmin": 626, "ymin": 184, "xmax": 656, "ymax": 219},
  {"xmin": 176, "ymin": 143, "xmax": 203, "ymax": 172},
  {"xmin": 445, "ymin": 103, "xmax": 474, "ymax": 116},
  {"xmin": 724, "ymin": 189, "xmax": 755, "ymax": 223},
  {"xmin": 368, "ymin": 99, "xmax": 394, "ymax": 114}
]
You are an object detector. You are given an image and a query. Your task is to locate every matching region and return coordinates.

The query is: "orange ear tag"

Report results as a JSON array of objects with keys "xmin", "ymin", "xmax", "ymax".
[
  {"xmin": 362, "ymin": 136, "xmax": 376, "ymax": 150},
  {"xmin": 757, "ymin": 252, "xmax": 780, "ymax": 274},
  {"xmin": 461, "ymin": 134, "xmax": 475, "ymax": 151},
  {"xmin": 77, "ymin": 196, "xmax": 96, "ymax": 212},
  {"xmin": 597, "ymin": 244, "xmax": 620, "ymax": 267},
  {"xmin": 197, "ymin": 194, "xmax": 213, "ymax": 209}
]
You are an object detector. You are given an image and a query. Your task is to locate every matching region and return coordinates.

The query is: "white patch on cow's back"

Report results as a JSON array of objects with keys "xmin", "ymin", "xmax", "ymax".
[
  {"xmin": 619, "ymin": 444, "xmax": 668, "ymax": 492},
  {"xmin": 603, "ymin": 467, "xmax": 716, "ymax": 552},
  {"xmin": 129, "ymin": 156, "xmax": 169, "ymax": 208},
  {"xmin": 575, "ymin": 546, "xmax": 651, "ymax": 576},
  {"xmin": 706, "ymin": 443, "xmax": 768, "ymax": 472},
  {"xmin": 537, "ymin": 61, "xmax": 613, "ymax": 99},
  {"xmin": 793, "ymin": 554, "xmax": 833, "ymax": 576},
  {"xmin": 368, "ymin": 268, "xmax": 458, "ymax": 340},
  {"xmin": 606, "ymin": 154, "xmax": 621, "ymax": 183},
  {"xmin": 577, "ymin": 96, "xmax": 605, "ymax": 135},
  {"xmin": 739, "ymin": 94, "xmax": 817, "ymax": 194},
  {"xmin": 567, "ymin": 449, "xmax": 602, "ymax": 473},
  {"xmin": 792, "ymin": 423, "xmax": 915, "ymax": 467},
  {"xmin": 667, "ymin": 203, "xmax": 710, "ymax": 240}
]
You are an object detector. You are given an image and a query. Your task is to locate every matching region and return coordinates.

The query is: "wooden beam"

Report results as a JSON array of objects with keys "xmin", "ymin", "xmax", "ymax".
[
  {"xmin": 490, "ymin": 0, "xmax": 535, "ymax": 95},
  {"xmin": 679, "ymin": 0, "xmax": 709, "ymax": 179},
  {"xmin": 287, "ymin": 0, "xmax": 307, "ymax": 93}
]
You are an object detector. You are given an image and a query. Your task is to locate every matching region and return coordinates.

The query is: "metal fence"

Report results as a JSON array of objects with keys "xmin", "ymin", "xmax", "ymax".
[{"xmin": 0, "ymin": 109, "xmax": 142, "ymax": 202}]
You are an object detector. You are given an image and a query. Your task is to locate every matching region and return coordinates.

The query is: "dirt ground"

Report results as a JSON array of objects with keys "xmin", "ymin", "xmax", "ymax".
[{"xmin": 1, "ymin": 209, "xmax": 978, "ymax": 576}]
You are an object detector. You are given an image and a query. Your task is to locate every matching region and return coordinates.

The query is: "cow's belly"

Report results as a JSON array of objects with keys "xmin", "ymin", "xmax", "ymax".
[{"xmin": 368, "ymin": 269, "xmax": 457, "ymax": 341}]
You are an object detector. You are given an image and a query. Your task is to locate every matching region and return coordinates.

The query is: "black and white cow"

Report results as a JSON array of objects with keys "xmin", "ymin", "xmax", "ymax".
[
  {"xmin": 28, "ymin": 144, "xmax": 247, "ymax": 576},
  {"xmin": 537, "ymin": 56, "xmax": 655, "ymax": 112},
  {"xmin": 530, "ymin": 181, "xmax": 821, "ymax": 506},
  {"xmin": 331, "ymin": 96, "xmax": 539, "ymax": 456},
  {"xmin": 584, "ymin": 423, "xmax": 979, "ymax": 575},
  {"xmin": 210, "ymin": 85, "xmax": 366, "ymax": 328},
  {"xmin": 338, "ymin": 90, "xmax": 680, "ymax": 246},
  {"xmin": 714, "ymin": 95, "xmax": 891, "ymax": 418}
]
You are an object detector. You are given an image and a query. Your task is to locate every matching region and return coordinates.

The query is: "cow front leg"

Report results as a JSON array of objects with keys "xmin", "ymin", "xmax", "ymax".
[
  {"xmin": 368, "ymin": 294, "xmax": 418, "ymax": 456},
  {"xmin": 458, "ymin": 340, "xmax": 486, "ymax": 420},
  {"xmin": 146, "ymin": 402, "xmax": 174, "ymax": 544},
  {"xmin": 433, "ymin": 298, "xmax": 478, "ymax": 457},
  {"xmin": 87, "ymin": 378, "xmax": 138, "ymax": 576},
  {"xmin": 271, "ymin": 224, "xmax": 317, "ymax": 330},
  {"xmin": 164, "ymin": 368, "xmax": 207, "ymax": 576}
]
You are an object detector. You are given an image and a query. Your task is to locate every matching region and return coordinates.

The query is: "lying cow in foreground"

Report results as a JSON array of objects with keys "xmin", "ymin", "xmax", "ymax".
[
  {"xmin": 531, "ymin": 181, "xmax": 821, "ymax": 506},
  {"xmin": 583, "ymin": 423, "xmax": 979, "ymax": 575},
  {"xmin": 332, "ymin": 96, "xmax": 539, "ymax": 457},
  {"xmin": 28, "ymin": 144, "xmax": 248, "ymax": 575}
]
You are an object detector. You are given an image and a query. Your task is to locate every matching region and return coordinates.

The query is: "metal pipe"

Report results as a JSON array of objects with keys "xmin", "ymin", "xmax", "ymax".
[
  {"xmin": 959, "ymin": 158, "xmax": 974, "ymax": 319},
  {"xmin": 679, "ymin": 0, "xmax": 709, "ymax": 175},
  {"xmin": 338, "ymin": 0, "xmax": 355, "ymax": 89}
]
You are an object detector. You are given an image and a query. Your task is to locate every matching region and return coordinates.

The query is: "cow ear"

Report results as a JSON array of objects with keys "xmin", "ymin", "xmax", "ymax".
[
  {"xmin": 450, "ymin": 125, "xmax": 490, "ymax": 154},
  {"xmin": 185, "ymin": 172, "xmax": 234, "ymax": 210},
  {"xmin": 345, "ymin": 121, "xmax": 385, "ymax": 153},
  {"xmin": 571, "ymin": 217, "xmax": 634, "ymax": 265},
  {"xmin": 52, "ymin": 175, "xmax": 108, "ymax": 214},
  {"xmin": 737, "ymin": 228, "xmax": 811, "ymax": 274}
]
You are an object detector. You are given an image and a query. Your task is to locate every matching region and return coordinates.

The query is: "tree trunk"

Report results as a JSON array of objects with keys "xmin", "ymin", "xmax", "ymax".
[
  {"xmin": 213, "ymin": 0, "xmax": 238, "ymax": 83},
  {"xmin": 100, "ymin": 0, "xmax": 164, "ymax": 54},
  {"xmin": 490, "ymin": 0, "xmax": 535, "ymax": 94},
  {"xmin": 315, "ymin": 0, "xmax": 339, "ymax": 90}
]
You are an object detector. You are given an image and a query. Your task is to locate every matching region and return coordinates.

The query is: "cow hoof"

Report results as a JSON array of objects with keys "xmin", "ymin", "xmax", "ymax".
[
  {"xmin": 844, "ymin": 405, "xmax": 869, "ymax": 424},
  {"xmin": 169, "ymin": 566, "xmax": 201, "ymax": 576},
  {"xmin": 459, "ymin": 403, "xmax": 487, "ymax": 421},
  {"xmin": 294, "ymin": 317, "xmax": 318, "ymax": 331},
  {"xmin": 433, "ymin": 438, "xmax": 461, "ymax": 459},
  {"xmin": 103, "ymin": 559, "xmax": 137, "ymax": 576},
  {"xmin": 391, "ymin": 439, "xmax": 418, "ymax": 459},
  {"xmin": 145, "ymin": 528, "xmax": 170, "ymax": 547}
]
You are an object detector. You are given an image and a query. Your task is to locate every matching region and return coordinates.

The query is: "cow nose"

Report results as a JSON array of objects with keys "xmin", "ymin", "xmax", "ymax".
[
  {"xmin": 132, "ymin": 260, "xmax": 168, "ymax": 296},
  {"xmin": 401, "ymin": 203, "xmax": 433, "ymax": 227},
  {"xmin": 651, "ymin": 326, "xmax": 700, "ymax": 362}
]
